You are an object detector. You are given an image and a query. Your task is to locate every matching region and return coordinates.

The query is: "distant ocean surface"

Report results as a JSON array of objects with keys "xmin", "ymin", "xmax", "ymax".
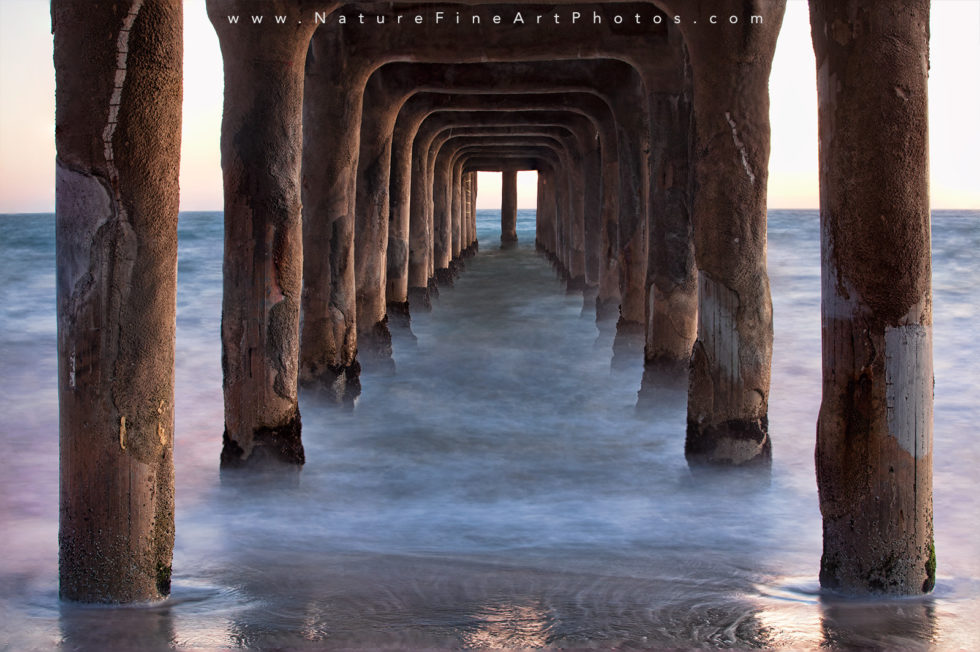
[{"xmin": 1, "ymin": 209, "xmax": 978, "ymax": 650}]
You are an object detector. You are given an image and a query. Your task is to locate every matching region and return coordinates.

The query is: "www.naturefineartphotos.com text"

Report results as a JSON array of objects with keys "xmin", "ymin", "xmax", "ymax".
[{"xmin": 226, "ymin": 8, "xmax": 765, "ymax": 27}]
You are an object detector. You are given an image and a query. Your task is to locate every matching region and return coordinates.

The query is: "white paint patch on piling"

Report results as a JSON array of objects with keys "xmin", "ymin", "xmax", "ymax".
[{"xmin": 885, "ymin": 323, "xmax": 933, "ymax": 459}]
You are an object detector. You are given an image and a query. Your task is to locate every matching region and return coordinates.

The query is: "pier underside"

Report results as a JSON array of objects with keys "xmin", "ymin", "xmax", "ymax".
[{"xmin": 53, "ymin": 0, "xmax": 935, "ymax": 601}]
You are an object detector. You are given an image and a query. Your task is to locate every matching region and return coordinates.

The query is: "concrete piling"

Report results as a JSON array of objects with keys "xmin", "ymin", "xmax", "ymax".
[
  {"xmin": 501, "ymin": 169, "xmax": 519, "ymax": 245},
  {"xmin": 810, "ymin": 0, "xmax": 935, "ymax": 595},
  {"xmin": 54, "ymin": 0, "xmax": 182, "ymax": 602},
  {"xmin": 207, "ymin": 0, "xmax": 317, "ymax": 467}
]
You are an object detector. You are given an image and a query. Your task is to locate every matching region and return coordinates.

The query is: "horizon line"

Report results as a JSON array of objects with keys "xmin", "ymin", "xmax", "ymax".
[{"xmin": 7, "ymin": 207, "xmax": 980, "ymax": 215}]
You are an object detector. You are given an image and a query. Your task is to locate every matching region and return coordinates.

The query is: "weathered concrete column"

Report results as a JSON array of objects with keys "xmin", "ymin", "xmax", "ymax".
[
  {"xmin": 470, "ymin": 171, "xmax": 479, "ymax": 249},
  {"xmin": 564, "ymin": 138, "xmax": 588, "ymax": 290},
  {"xmin": 501, "ymin": 168, "xmax": 519, "ymax": 245},
  {"xmin": 389, "ymin": 111, "xmax": 416, "ymax": 309},
  {"xmin": 354, "ymin": 73, "xmax": 398, "ymax": 366},
  {"xmin": 300, "ymin": 25, "xmax": 363, "ymax": 401},
  {"xmin": 559, "ymin": 162, "xmax": 575, "ymax": 279},
  {"xmin": 208, "ymin": 1, "xmax": 317, "ymax": 467},
  {"xmin": 408, "ymin": 120, "xmax": 436, "ymax": 306},
  {"xmin": 54, "ymin": 0, "xmax": 181, "ymax": 602},
  {"xmin": 386, "ymin": 103, "xmax": 414, "ymax": 330},
  {"xmin": 646, "ymin": 91, "xmax": 697, "ymax": 374},
  {"xmin": 463, "ymin": 172, "xmax": 473, "ymax": 252},
  {"xmin": 432, "ymin": 146, "xmax": 455, "ymax": 284},
  {"xmin": 580, "ymin": 125, "xmax": 602, "ymax": 290},
  {"xmin": 462, "ymin": 171, "xmax": 476, "ymax": 254},
  {"xmin": 553, "ymin": 163, "xmax": 573, "ymax": 279},
  {"xmin": 608, "ymin": 64, "xmax": 651, "ymax": 342},
  {"xmin": 536, "ymin": 168, "xmax": 556, "ymax": 255},
  {"xmin": 451, "ymin": 158, "xmax": 464, "ymax": 261},
  {"xmin": 810, "ymin": 0, "xmax": 934, "ymax": 594},
  {"xmin": 680, "ymin": 3, "xmax": 784, "ymax": 468},
  {"xmin": 592, "ymin": 117, "xmax": 620, "ymax": 324}
]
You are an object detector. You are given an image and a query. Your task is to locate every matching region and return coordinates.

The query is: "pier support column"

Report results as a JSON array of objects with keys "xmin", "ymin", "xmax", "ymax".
[
  {"xmin": 54, "ymin": 0, "xmax": 181, "ymax": 601},
  {"xmin": 580, "ymin": 130, "xmax": 602, "ymax": 291},
  {"xmin": 596, "ymin": 119, "xmax": 622, "ymax": 325},
  {"xmin": 461, "ymin": 171, "xmax": 474, "ymax": 254},
  {"xmin": 388, "ymin": 112, "xmax": 415, "ymax": 312},
  {"xmin": 682, "ymin": 4, "xmax": 784, "ymax": 468},
  {"xmin": 810, "ymin": 0, "xmax": 934, "ymax": 594},
  {"xmin": 355, "ymin": 75, "xmax": 399, "ymax": 365},
  {"xmin": 299, "ymin": 29, "xmax": 362, "ymax": 401},
  {"xmin": 469, "ymin": 172, "xmax": 479, "ymax": 249},
  {"xmin": 208, "ymin": 2, "xmax": 316, "ymax": 467},
  {"xmin": 646, "ymin": 92, "xmax": 697, "ymax": 375},
  {"xmin": 408, "ymin": 121, "xmax": 435, "ymax": 308},
  {"xmin": 451, "ymin": 158, "xmax": 464, "ymax": 261},
  {"xmin": 536, "ymin": 167, "xmax": 557, "ymax": 257},
  {"xmin": 611, "ymin": 67, "xmax": 652, "ymax": 350},
  {"xmin": 432, "ymin": 147, "xmax": 454, "ymax": 284},
  {"xmin": 564, "ymin": 135, "xmax": 588, "ymax": 291},
  {"xmin": 501, "ymin": 168, "xmax": 519, "ymax": 245}
]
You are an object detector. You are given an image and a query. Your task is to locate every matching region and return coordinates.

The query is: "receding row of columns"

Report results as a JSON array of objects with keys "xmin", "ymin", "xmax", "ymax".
[{"xmin": 54, "ymin": 0, "xmax": 935, "ymax": 602}]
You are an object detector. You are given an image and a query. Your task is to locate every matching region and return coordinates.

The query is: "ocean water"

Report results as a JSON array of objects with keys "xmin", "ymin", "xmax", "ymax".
[{"xmin": 0, "ymin": 208, "xmax": 978, "ymax": 650}]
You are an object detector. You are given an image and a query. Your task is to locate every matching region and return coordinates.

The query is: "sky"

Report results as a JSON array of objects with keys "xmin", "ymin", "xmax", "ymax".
[{"xmin": 0, "ymin": 0, "xmax": 978, "ymax": 213}]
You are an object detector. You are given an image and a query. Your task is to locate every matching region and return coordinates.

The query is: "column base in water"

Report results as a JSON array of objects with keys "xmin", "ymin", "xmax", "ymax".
[
  {"xmin": 359, "ymin": 317, "xmax": 395, "ymax": 372},
  {"xmin": 580, "ymin": 286, "xmax": 599, "ymax": 318},
  {"xmin": 221, "ymin": 413, "xmax": 305, "ymax": 470},
  {"xmin": 448, "ymin": 258, "xmax": 464, "ymax": 279},
  {"xmin": 639, "ymin": 356, "xmax": 689, "ymax": 389},
  {"xmin": 435, "ymin": 267, "xmax": 454, "ymax": 286},
  {"xmin": 387, "ymin": 300, "xmax": 411, "ymax": 329},
  {"xmin": 595, "ymin": 297, "xmax": 619, "ymax": 323},
  {"xmin": 685, "ymin": 417, "xmax": 771, "ymax": 469},
  {"xmin": 636, "ymin": 361, "xmax": 689, "ymax": 412},
  {"xmin": 300, "ymin": 361, "xmax": 361, "ymax": 406},
  {"xmin": 612, "ymin": 318, "xmax": 645, "ymax": 368},
  {"xmin": 387, "ymin": 300, "xmax": 417, "ymax": 345},
  {"xmin": 408, "ymin": 286, "xmax": 433, "ymax": 312},
  {"xmin": 566, "ymin": 275, "xmax": 587, "ymax": 293}
]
